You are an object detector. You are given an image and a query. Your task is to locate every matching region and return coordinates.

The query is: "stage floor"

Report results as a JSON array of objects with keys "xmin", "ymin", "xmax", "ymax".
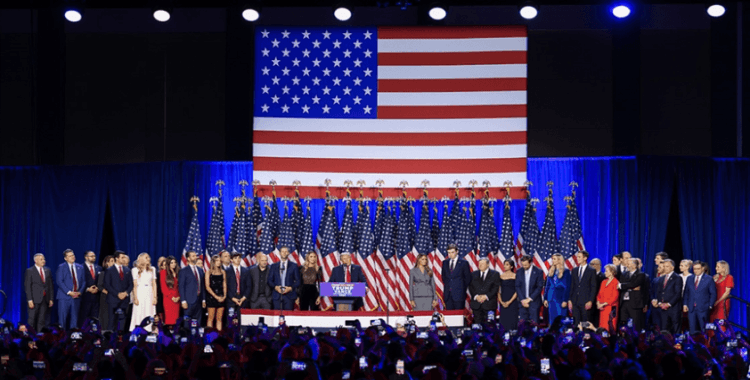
[{"xmin": 240, "ymin": 309, "xmax": 466, "ymax": 328}]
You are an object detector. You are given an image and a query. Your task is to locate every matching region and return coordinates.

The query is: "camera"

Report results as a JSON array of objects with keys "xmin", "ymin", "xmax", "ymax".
[
  {"xmin": 359, "ymin": 357, "xmax": 368, "ymax": 369},
  {"xmin": 33, "ymin": 361, "xmax": 45, "ymax": 369},
  {"xmin": 706, "ymin": 323, "xmax": 717, "ymax": 331},
  {"xmin": 431, "ymin": 312, "xmax": 441, "ymax": 322},
  {"xmin": 417, "ymin": 332, "xmax": 429, "ymax": 339},
  {"xmin": 370, "ymin": 319, "xmax": 381, "ymax": 326},
  {"xmin": 71, "ymin": 332, "xmax": 83, "ymax": 340},
  {"xmin": 203, "ymin": 345, "xmax": 213, "ymax": 354},
  {"xmin": 423, "ymin": 365, "xmax": 436, "ymax": 373},
  {"xmin": 146, "ymin": 335, "xmax": 157, "ymax": 343},
  {"xmin": 541, "ymin": 358, "xmax": 550, "ymax": 375},
  {"xmin": 291, "ymin": 361, "xmax": 306, "ymax": 371},
  {"xmin": 73, "ymin": 363, "xmax": 88, "ymax": 372}
]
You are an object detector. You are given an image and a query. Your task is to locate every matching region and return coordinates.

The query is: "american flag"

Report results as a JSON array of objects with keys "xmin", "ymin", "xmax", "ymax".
[
  {"xmin": 258, "ymin": 200, "xmax": 277, "ymax": 263},
  {"xmin": 448, "ymin": 198, "xmax": 463, "ymax": 242},
  {"xmin": 497, "ymin": 199, "xmax": 515, "ymax": 273},
  {"xmin": 298, "ymin": 204, "xmax": 316, "ymax": 255},
  {"xmin": 395, "ymin": 201, "xmax": 416, "ymax": 311},
  {"xmin": 317, "ymin": 200, "xmax": 339, "ymax": 310},
  {"xmin": 432, "ymin": 202, "xmax": 450, "ymax": 308},
  {"xmin": 354, "ymin": 201, "xmax": 380, "ymax": 311},
  {"xmin": 477, "ymin": 200, "xmax": 500, "ymax": 271},
  {"xmin": 227, "ymin": 202, "xmax": 240, "ymax": 256},
  {"xmin": 457, "ymin": 203, "xmax": 479, "ymax": 272},
  {"xmin": 338, "ymin": 200, "xmax": 355, "ymax": 257},
  {"xmin": 232, "ymin": 200, "xmax": 249, "ymax": 260},
  {"xmin": 245, "ymin": 195, "xmax": 264, "ymax": 266},
  {"xmin": 430, "ymin": 203, "xmax": 440, "ymax": 250},
  {"xmin": 181, "ymin": 203, "xmax": 203, "ymax": 268},
  {"xmin": 375, "ymin": 201, "xmax": 399, "ymax": 311},
  {"xmin": 537, "ymin": 196, "xmax": 560, "ymax": 275},
  {"xmin": 291, "ymin": 199, "xmax": 305, "ymax": 266},
  {"xmin": 515, "ymin": 193, "xmax": 539, "ymax": 267},
  {"xmin": 277, "ymin": 204, "xmax": 296, "ymax": 262},
  {"xmin": 252, "ymin": 26, "xmax": 528, "ymax": 190},
  {"xmin": 266, "ymin": 197, "xmax": 282, "ymax": 263},
  {"xmin": 206, "ymin": 199, "xmax": 226, "ymax": 271},
  {"xmin": 560, "ymin": 194, "xmax": 585, "ymax": 270},
  {"xmin": 414, "ymin": 202, "xmax": 435, "ymax": 307}
]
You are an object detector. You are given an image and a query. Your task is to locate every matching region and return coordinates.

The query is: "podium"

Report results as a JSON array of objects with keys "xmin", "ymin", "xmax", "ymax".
[{"xmin": 320, "ymin": 282, "xmax": 366, "ymax": 311}]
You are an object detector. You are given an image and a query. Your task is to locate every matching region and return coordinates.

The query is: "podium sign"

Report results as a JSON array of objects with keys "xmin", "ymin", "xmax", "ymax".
[{"xmin": 321, "ymin": 283, "xmax": 366, "ymax": 311}]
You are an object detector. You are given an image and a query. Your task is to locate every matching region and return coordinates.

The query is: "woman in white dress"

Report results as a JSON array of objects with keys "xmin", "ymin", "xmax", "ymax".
[{"xmin": 129, "ymin": 252, "xmax": 157, "ymax": 331}]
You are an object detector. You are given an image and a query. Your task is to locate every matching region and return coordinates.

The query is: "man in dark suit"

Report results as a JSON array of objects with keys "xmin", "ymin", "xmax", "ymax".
[
  {"xmin": 612, "ymin": 254, "xmax": 624, "ymax": 280},
  {"xmin": 103, "ymin": 251, "xmax": 133, "ymax": 332},
  {"xmin": 329, "ymin": 252, "xmax": 368, "ymax": 310},
  {"xmin": 516, "ymin": 255, "xmax": 544, "ymax": 323},
  {"xmin": 226, "ymin": 252, "xmax": 252, "ymax": 310},
  {"xmin": 55, "ymin": 249, "xmax": 86, "ymax": 330},
  {"xmin": 250, "ymin": 253, "xmax": 273, "ymax": 309},
  {"xmin": 469, "ymin": 258, "xmax": 501, "ymax": 324},
  {"xmin": 645, "ymin": 257, "xmax": 661, "ymax": 330},
  {"xmin": 683, "ymin": 261, "xmax": 717, "ymax": 334},
  {"xmin": 618, "ymin": 258, "xmax": 646, "ymax": 331},
  {"xmin": 179, "ymin": 250, "xmax": 206, "ymax": 323},
  {"xmin": 268, "ymin": 246, "xmax": 301, "ymax": 310},
  {"xmin": 25, "ymin": 253, "xmax": 53, "ymax": 332},
  {"xmin": 79, "ymin": 250, "xmax": 102, "ymax": 326},
  {"xmin": 652, "ymin": 259, "xmax": 683, "ymax": 334},
  {"xmin": 568, "ymin": 250, "xmax": 598, "ymax": 325},
  {"xmin": 441, "ymin": 244, "xmax": 472, "ymax": 310}
]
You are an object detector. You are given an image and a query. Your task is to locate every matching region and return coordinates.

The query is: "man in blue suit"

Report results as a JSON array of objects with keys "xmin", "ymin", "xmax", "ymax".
[
  {"xmin": 568, "ymin": 250, "xmax": 598, "ymax": 325},
  {"xmin": 329, "ymin": 252, "xmax": 368, "ymax": 310},
  {"xmin": 441, "ymin": 244, "xmax": 472, "ymax": 310},
  {"xmin": 516, "ymin": 255, "xmax": 544, "ymax": 323},
  {"xmin": 179, "ymin": 250, "xmax": 206, "ymax": 323},
  {"xmin": 652, "ymin": 259, "xmax": 683, "ymax": 334},
  {"xmin": 268, "ymin": 246, "xmax": 301, "ymax": 310},
  {"xmin": 103, "ymin": 250, "xmax": 133, "ymax": 332},
  {"xmin": 56, "ymin": 249, "xmax": 86, "ymax": 330},
  {"xmin": 226, "ymin": 252, "xmax": 252, "ymax": 310},
  {"xmin": 683, "ymin": 261, "xmax": 717, "ymax": 335}
]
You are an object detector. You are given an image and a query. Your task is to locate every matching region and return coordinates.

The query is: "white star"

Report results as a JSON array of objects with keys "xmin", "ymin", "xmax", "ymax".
[
  {"xmin": 363, "ymin": 50, "xmax": 372, "ymax": 58},
  {"xmin": 271, "ymin": 95, "xmax": 280, "ymax": 103},
  {"xmin": 322, "ymin": 86, "xmax": 331, "ymax": 95},
  {"xmin": 332, "ymin": 77, "xmax": 342, "ymax": 86},
  {"xmin": 343, "ymin": 105, "xmax": 351, "ymax": 113},
  {"xmin": 353, "ymin": 77, "xmax": 362, "ymax": 86},
  {"xmin": 322, "ymin": 105, "xmax": 331, "ymax": 113},
  {"xmin": 261, "ymin": 30, "xmax": 270, "ymax": 38},
  {"xmin": 281, "ymin": 104, "xmax": 290, "ymax": 113},
  {"xmin": 302, "ymin": 49, "xmax": 311, "ymax": 57},
  {"xmin": 343, "ymin": 50, "xmax": 352, "ymax": 58},
  {"xmin": 302, "ymin": 86, "xmax": 311, "ymax": 95},
  {"xmin": 333, "ymin": 40, "xmax": 342, "ymax": 48},
  {"xmin": 302, "ymin": 105, "xmax": 310, "ymax": 113},
  {"xmin": 343, "ymin": 68, "xmax": 352, "ymax": 77},
  {"xmin": 291, "ymin": 95, "xmax": 300, "ymax": 104},
  {"xmin": 292, "ymin": 58, "xmax": 300, "ymax": 66},
  {"xmin": 261, "ymin": 48, "xmax": 270, "ymax": 56},
  {"xmin": 261, "ymin": 85, "xmax": 270, "ymax": 94},
  {"xmin": 353, "ymin": 58, "xmax": 362, "ymax": 67},
  {"xmin": 322, "ymin": 49, "xmax": 332, "ymax": 58},
  {"xmin": 282, "ymin": 67, "xmax": 290, "ymax": 76},
  {"xmin": 272, "ymin": 76, "xmax": 280, "ymax": 85},
  {"xmin": 261, "ymin": 67, "xmax": 270, "ymax": 75},
  {"xmin": 292, "ymin": 39, "xmax": 300, "ymax": 48},
  {"xmin": 364, "ymin": 31, "xmax": 372, "ymax": 39},
  {"xmin": 332, "ymin": 96, "xmax": 341, "ymax": 104},
  {"xmin": 322, "ymin": 68, "xmax": 331, "ymax": 76},
  {"xmin": 302, "ymin": 67, "xmax": 311, "ymax": 76},
  {"xmin": 312, "ymin": 95, "xmax": 321, "ymax": 104},
  {"xmin": 312, "ymin": 77, "xmax": 321, "ymax": 85},
  {"xmin": 353, "ymin": 96, "xmax": 362, "ymax": 104},
  {"xmin": 292, "ymin": 77, "xmax": 300, "ymax": 85},
  {"xmin": 343, "ymin": 87, "xmax": 352, "ymax": 95},
  {"xmin": 363, "ymin": 68, "xmax": 373, "ymax": 77},
  {"xmin": 323, "ymin": 30, "xmax": 331, "ymax": 39},
  {"xmin": 281, "ymin": 48, "xmax": 290, "ymax": 57},
  {"xmin": 261, "ymin": 104, "xmax": 270, "ymax": 112},
  {"xmin": 312, "ymin": 40, "xmax": 321, "ymax": 48},
  {"xmin": 272, "ymin": 57, "xmax": 280, "ymax": 66},
  {"xmin": 312, "ymin": 58, "xmax": 321, "ymax": 67},
  {"xmin": 363, "ymin": 86, "xmax": 372, "ymax": 95},
  {"xmin": 363, "ymin": 105, "xmax": 372, "ymax": 114},
  {"xmin": 271, "ymin": 39, "xmax": 280, "ymax": 47},
  {"xmin": 333, "ymin": 58, "xmax": 342, "ymax": 67},
  {"xmin": 281, "ymin": 30, "xmax": 290, "ymax": 38},
  {"xmin": 353, "ymin": 40, "xmax": 362, "ymax": 48}
]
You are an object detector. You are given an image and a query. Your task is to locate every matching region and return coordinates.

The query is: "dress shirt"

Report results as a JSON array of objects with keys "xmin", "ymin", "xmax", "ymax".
[
  {"xmin": 525, "ymin": 268, "xmax": 532, "ymax": 299},
  {"xmin": 680, "ymin": 273, "xmax": 690, "ymax": 295},
  {"xmin": 578, "ymin": 264, "xmax": 587, "ymax": 280}
]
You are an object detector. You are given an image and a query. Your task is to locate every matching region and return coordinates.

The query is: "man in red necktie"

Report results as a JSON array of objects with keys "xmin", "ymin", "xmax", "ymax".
[
  {"xmin": 228, "ymin": 252, "xmax": 249, "ymax": 310},
  {"xmin": 103, "ymin": 250, "xmax": 133, "ymax": 332},
  {"xmin": 329, "ymin": 252, "xmax": 368, "ymax": 311},
  {"xmin": 80, "ymin": 251, "xmax": 102, "ymax": 327},
  {"xmin": 179, "ymin": 250, "xmax": 207, "ymax": 324},
  {"xmin": 24, "ymin": 253, "xmax": 54, "ymax": 332},
  {"xmin": 56, "ymin": 249, "xmax": 84, "ymax": 330}
]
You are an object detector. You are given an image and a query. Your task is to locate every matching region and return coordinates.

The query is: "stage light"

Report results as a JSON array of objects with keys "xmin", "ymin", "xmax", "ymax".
[
  {"xmin": 707, "ymin": 4, "xmax": 726, "ymax": 17},
  {"xmin": 153, "ymin": 9, "xmax": 171, "ymax": 22},
  {"xmin": 64, "ymin": 9, "xmax": 82, "ymax": 22},
  {"xmin": 612, "ymin": 4, "xmax": 631, "ymax": 19},
  {"xmin": 428, "ymin": 6, "xmax": 447, "ymax": 20},
  {"xmin": 334, "ymin": 6, "xmax": 352, "ymax": 21},
  {"xmin": 242, "ymin": 8, "xmax": 260, "ymax": 21},
  {"xmin": 519, "ymin": 5, "xmax": 538, "ymax": 20}
]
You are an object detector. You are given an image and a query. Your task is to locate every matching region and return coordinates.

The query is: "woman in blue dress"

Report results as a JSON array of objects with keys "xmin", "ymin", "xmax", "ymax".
[{"xmin": 544, "ymin": 253, "xmax": 571, "ymax": 324}]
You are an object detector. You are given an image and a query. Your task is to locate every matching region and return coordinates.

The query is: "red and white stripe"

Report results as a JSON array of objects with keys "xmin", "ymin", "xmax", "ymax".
[
  {"xmin": 431, "ymin": 248, "xmax": 445, "ymax": 308},
  {"xmin": 373, "ymin": 249, "xmax": 399, "ymax": 311},
  {"xmin": 391, "ymin": 255, "xmax": 411, "ymax": 311},
  {"xmin": 353, "ymin": 252, "xmax": 382, "ymax": 311},
  {"xmin": 254, "ymin": 26, "xmax": 528, "ymax": 190},
  {"xmin": 566, "ymin": 237, "xmax": 585, "ymax": 269}
]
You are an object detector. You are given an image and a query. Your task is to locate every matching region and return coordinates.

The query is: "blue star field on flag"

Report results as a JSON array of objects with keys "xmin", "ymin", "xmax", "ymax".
[
  {"xmin": 339, "ymin": 201, "xmax": 355, "ymax": 254},
  {"xmin": 498, "ymin": 200, "xmax": 515, "ymax": 265},
  {"xmin": 538, "ymin": 196, "xmax": 560, "ymax": 269},
  {"xmin": 206, "ymin": 200, "xmax": 226, "ymax": 257},
  {"xmin": 518, "ymin": 194, "xmax": 540, "ymax": 259},
  {"xmin": 455, "ymin": 204, "xmax": 475, "ymax": 259},
  {"xmin": 277, "ymin": 204, "xmax": 296, "ymax": 252},
  {"xmin": 356, "ymin": 202, "xmax": 375, "ymax": 258},
  {"xmin": 414, "ymin": 202, "xmax": 433, "ymax": 255},
  {"xmin": 560, "ymin": 195, "xmax": 585, "ymax": 264},
  {"xmin": 395, "ymin": 202, "xmax": 415, "ymax": 260},
  {"xmin": 478, "ymin": 201, "xmax": 500, "ymax": 259}
]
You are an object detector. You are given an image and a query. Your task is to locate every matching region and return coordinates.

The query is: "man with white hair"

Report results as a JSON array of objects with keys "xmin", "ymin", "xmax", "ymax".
[
  {"xmin": 25, "ymin": 253, "xmax": 54, "ymax": 332},
  {"xmin": 469, "ymin": 257, "xmax": 501, "ymax": 324},
  {"xmin": 329, "ymin": 252, "xmax": 367, "ymax": 310}
]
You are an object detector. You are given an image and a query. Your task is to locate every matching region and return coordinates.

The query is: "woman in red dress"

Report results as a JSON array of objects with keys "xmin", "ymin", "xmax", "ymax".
[
  {"xmin": 596, "ymin": 264, "xmax": 620, "ymax": 331},
  {"xmin": 710, "ymin": 260, "xmax": 734, "ymax": 323},
  {"xmin": 160, "ymin": 256, "xmax": 181, "ymax": 326}
]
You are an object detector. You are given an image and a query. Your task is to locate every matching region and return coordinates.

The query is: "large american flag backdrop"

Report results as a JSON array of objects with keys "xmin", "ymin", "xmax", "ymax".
[{"xmin": 252, "ymin": 26, "xmax": 527, "ymax": 189}]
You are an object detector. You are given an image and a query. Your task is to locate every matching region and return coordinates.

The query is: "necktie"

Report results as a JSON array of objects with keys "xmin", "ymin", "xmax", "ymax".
[
  {"xmin": 482, "ymin": 271, "xmax": 486, "ymax": 282},
  {"xmin": 664, "ymin": 274, "xmax": 669, "ymax": 288},
  {"xmin": 118, "ymin": 265, "xmax": 124, "ymax": 280},
  {"xmin": 40, "ymin": 268, "xmax": 46, "ymax": 297},
  {"xmin": 281, "ymin": 262, "xmax": 286, "ymax": 287},
  {"xmin": 695, "ymin": 276, "xmax": 699, "ymax": 289},
  {"xmin": 236, "ymin": 268, "xmax": 241, "ymax": 294},
  {"xmin": 90, "ymin": 264, "xmax": 95, "ymax": 279},
  {"xmin": 71, "ymin": 265, "xmax": 78, "ymax": 292},
  {"xmin": 579, "ymin": 267, "xmax": 584, "ymax": 281},
  {"xmin": 193, "ymin": 267, "xmax": 201, "ymax": 294},
  {"xmin": 451, "ymin": 260, "xmax": 456, "ymax": 272},
  {"xmin": 346, "ymin": 266, "xmax": 351, "ymax": 282}
]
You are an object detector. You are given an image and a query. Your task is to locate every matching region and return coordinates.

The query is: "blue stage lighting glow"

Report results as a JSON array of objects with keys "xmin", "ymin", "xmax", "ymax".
[{"xmin": 612, "ymin": 4, "xmax": 631, "ymax": 19}]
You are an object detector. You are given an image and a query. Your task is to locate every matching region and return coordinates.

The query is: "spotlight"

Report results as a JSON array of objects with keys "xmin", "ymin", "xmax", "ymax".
[
  {"xmin": 153, "ymin": 9, "xmax": 171, "ymax": 22},
  {"xmin": 428, "ymin": 6, "xmax": 447, "ymax": 20},
  {"xmin": 64, "ymin": 9, "xmax": 82, "ymax": 22},
  {"xmin": 707, "ymin": 4, "xmax": 725, "ymax": 17},
  {"xmin": 611, "ymin": 4, "xmax": 631, "ymax": 19},
  {"xmin": 519, "ymin": 5, "xmax": 538, "ymax": 20},
  {"xmin": 242, "ymin": 8, "xmax": 260, "ymax": 21},
  {"xmin": 334, "ymin": 6, "xmax": 352, "ymax": 21}
]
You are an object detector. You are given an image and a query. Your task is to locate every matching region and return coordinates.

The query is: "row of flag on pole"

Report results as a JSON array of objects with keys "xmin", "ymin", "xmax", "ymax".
[{"xmin": 181, "ymin": 181, "xmax": 585, "ymax": 311}]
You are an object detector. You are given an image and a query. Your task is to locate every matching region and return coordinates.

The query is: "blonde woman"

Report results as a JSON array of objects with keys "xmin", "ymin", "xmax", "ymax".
[
  {"xmin": 299, "ymin": 252, "xmax": 323, "ymax": 310},
  {"xmin": 710, "ymin": 260, "xmax": 734, "ymax": 323},
  {"xmin": 129, "ymin": 252, "xmax": 156, "ymax": 331},
  {"xmin": 205, "ymin": 255, "xmax": 227, "ymax": 331}
]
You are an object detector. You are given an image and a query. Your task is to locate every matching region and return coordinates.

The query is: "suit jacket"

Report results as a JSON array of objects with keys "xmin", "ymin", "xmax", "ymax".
[
  {"xmin": 267, "ymin": 261, "xmax": 301, "ymax": 301},
  {"xmin": 441, "ymin": 258, "xmax": 472, "ymax": 302},
  {"xmin": 103, "ymin": 265, "xmax": 134, "ymax": 305},
  {"xmin": 619, "ymin": 270, "xmax": 646, "ymax": 309},
  {"xmin": 226, "ymin": 266, "xmax": 252, "ymax": 305},
  {"xmin": 178, "ymin": 265, "xmax": 206, "ymax": 305},
  {"xmin": 249, "ymin": 265, "xmax": 273, "ymax": 302},
  {"xmin": 569, "ymin": 265, "xmax": 598, "ymax": 306},
  {"xmin": 469, "ymin": 269, "xmax": 501, "ymax": 311},
  {"xmin": 654, "ymin": 272, "xmax": 683, "ymax": 307},
  {"xmin": 56, "ymin": 263, "xmax": 86, "ymax": 300},
  {"xmin": 515, "ymin": 266, "xmax": 544, "ymax": 306},
  {"xmin": 683, "ymin": 274, "xmax": 717, "ymax": 312},
  {"xmin": 330, "ymin": 264, "xmax": 367, "ymax": 284},
  {"xmin": 25, "ymin": 266, "xmax": 53, "ymax": 304},
  {"xmin": 81, "ymin": 263, "xmax": 102, "ymax": 303}
]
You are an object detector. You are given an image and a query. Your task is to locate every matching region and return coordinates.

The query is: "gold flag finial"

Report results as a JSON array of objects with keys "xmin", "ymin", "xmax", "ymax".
[
  {"xmin": 344, "ymin": 180, "xmax": 352, "ymax": 199},
  {"xmin": 292, "ymin": 180, "xmax": 301, "ymax": 199},
  {"xmin": 375, "ymin": 179, "xmax": 385, "ymax": 199},
  {"xmin": 421, "ymin": 180, "xmax": 430, "ymax": 199},
  {"xmin": 569, "ymin": 181, "xmax": 579, "ymax": 199},
  {"xmin": 216, "ymin": 180, "xmax": 225, "ymax": 196},
  {"xmin": 269, "ymin": 180, "xmax": 277, "ymax": 198},
  {"xmin": 252, "ymin": 179, "xmax": 261, "ymax": 196},
  {"xmin": 357, "ymin": 180, "xmax": 366, "ymax": 198},
  {"xmin": 190, "ymin": 196, "xmax": 200, "ymax": 211},
  {"xmin": 399, "ymin": 180, "xmax": 409, "ymax": 198},
  {"xmin": 324, "ymin": 178, "xmax": 332, "ymax": 198},
  {"xmin": 239, "ymin": 179, "xmax": 249, "ymax": 197},
  {"xmin": 453, "ymin": 180, "xmax": 461, "ymax": 198}
]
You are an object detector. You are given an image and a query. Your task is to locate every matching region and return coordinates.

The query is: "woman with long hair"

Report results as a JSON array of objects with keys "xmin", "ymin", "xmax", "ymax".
[
  {"xmin": 299, "ymin": 252, "xmax": 323, "ymax": 310},
  {"xmin": 155, "ymin": 257, "xmax": 166, "ymax": 323},
  {"xmin": 129, "ymin": 252, "xmax": 157, "ymax": 331},
  {"xmin": 409, "ymin": 254, "xmax": 438, "ymax": 311},
  {"xmin": 205, "ymin": 255, "xmax": 227, "ymax": 331},
  {"xmin": 544, "ymin": 253, "xmax": 571, "ymax": 324},
  {"xmin": 499, "ymin": 259, "xmax": 519, "ymax": 330},
  {"xmin": 710, "ymin": 260, "xmax": 734, "ymax": 323},
  {"xmin": 159, "ymin": 256, "xmax": 180, "ymax": 326}
]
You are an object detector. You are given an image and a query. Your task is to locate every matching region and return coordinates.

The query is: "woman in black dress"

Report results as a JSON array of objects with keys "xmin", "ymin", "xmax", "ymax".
[
  {"xmin": 499, "ymin": 259, "xmax": 519, "ymax": 331},
  {"xmin": 204, "ymin": 255, "xmax": 227, "ymax": 331},
  {"xmin": 299, "ymin": 252, "xmax": 323, "ymax": 310}
]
